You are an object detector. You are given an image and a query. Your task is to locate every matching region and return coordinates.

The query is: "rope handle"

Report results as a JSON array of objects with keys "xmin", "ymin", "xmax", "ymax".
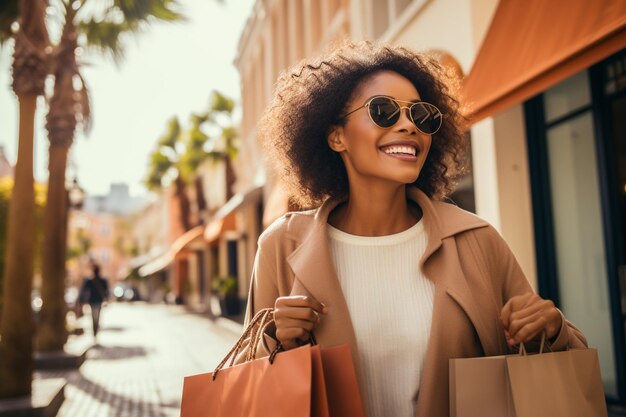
[
  {"xmin": 212, "ymin": 308, "xmax": 274, "ymax": 381},
  {"xmin": 212, "ymin": 308, "xmax": 319, "ymax": 381},
  {"xmin": 518, "ymin": 331, "xmax": 553, "ymax": 356},
  {"xmin": 268, "ymin": 330, "xmax": 318, "ymax": 364},
  {"xmin": 245, "ymin": 307, "xmax": 275, "ymax": 363}
]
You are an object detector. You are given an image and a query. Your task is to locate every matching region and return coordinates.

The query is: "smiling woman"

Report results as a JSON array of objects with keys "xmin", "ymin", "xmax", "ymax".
[{"xmin": 237, "ymin": 41, "xmax": 588, "ymax": 417}]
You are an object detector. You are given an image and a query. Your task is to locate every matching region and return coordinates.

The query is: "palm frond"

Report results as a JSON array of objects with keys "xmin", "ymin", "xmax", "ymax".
[
  {"xmin": 144, "ymin": 149, "xmax": 175, "ymax": 190},
  {"xmin": 209, "ymin": 90, "xmax": 234, "ymax": 113},
  {"xmin": 75, "ymin": 73, "xmax": 91, "ymax": 132},
  {"xmin": 0, "ymin": 0, "xmax": 18, "ymax": 46},
  {"xmin": 78, "ymin": 18, "xmax": 127, "ymax": 61},
  {"xmin": 113, "ymin": 0, "xmax": 185, "ymax": 24},
  {"xmin": 187, "ymin": 126, "xmax": 208, "ymax": 149},
  {"xmin": 190, "ymin": 112, "xmax": 209, "ymax": 126},
  {"xmin": 157, "ymin": 117, "xmax": 181, "ymax": 150}
]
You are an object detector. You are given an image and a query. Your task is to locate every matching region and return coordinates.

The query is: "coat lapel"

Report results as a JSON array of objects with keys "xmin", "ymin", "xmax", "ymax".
[
  {"xmin": 285, "ymin": 198, "xmax": 366, "ymax": 409},
  {"xmin": 411, "ymin": 188, "xmax": 503, "ymax": 356},
  {"xmin": 285, "ymin": 211, "xmax": 358, "ymax": 351}
]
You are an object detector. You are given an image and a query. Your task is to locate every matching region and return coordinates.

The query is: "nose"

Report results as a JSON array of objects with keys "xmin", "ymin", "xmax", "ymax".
[{"xmin": 394, "ymin": 106, "xmax": 417, "ymax": 135}]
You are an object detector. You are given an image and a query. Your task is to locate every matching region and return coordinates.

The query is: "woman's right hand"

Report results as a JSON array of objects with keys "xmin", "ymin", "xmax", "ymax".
[{"xmin": 274, "ymin": 296, "xmax": 328, "ymax": 350}]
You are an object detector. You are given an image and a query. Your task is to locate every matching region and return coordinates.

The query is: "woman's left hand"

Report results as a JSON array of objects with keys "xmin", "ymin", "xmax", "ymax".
[{"xmin": 500, "ymin": 293, "xmax": 563, "ymax": 346}]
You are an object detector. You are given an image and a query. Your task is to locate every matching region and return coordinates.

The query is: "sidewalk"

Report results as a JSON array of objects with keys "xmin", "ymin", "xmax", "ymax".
[{"xmin": 36, "ymin": 302, "xmax": 242, "ymax": 417}]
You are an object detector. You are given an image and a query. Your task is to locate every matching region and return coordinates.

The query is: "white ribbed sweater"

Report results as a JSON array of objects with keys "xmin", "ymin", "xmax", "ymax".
[{"xmin": 327, "ymin": 220, "xmax": 434, "ymax": 417}]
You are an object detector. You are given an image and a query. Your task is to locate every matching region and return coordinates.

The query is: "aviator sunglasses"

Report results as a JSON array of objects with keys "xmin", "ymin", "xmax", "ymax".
[{"xmin": 342, "ymin": 95, "xmax": 443, "ymax": 135}]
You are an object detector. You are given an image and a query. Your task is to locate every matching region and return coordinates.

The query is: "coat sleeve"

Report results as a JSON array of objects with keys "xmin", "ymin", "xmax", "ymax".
[{"xmin": 477, "ymin": 225, "xmax": 588, "ymax": 351}]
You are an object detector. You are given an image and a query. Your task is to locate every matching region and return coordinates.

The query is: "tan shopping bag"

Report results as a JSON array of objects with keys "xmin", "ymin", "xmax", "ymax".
[
  {"xmin": 450, "ymin": 339, "xmax": 608, "ymax": 417},
  {"xmin": 180, "ymin": 309, "xmax": 365, "ymax": 417}
]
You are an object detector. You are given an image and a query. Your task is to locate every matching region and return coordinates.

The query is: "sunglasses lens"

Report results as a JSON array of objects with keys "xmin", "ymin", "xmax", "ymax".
[
  {"xmin": 410, "ymin": 102, "xmax": 442, "ymax": 134},
  {"xmin": 368, "ymin": 97, "xmax": 401, "ymax": 128}
]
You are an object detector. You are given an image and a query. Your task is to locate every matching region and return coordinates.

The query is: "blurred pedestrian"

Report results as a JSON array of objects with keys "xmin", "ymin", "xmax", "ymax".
[
  {"xmin": 239, "ymin": 41, "xmax": 588, "ymax": 417},
  {"xmin": 80, "ymin": 263, "xmax": 109, "ymax": 338}
]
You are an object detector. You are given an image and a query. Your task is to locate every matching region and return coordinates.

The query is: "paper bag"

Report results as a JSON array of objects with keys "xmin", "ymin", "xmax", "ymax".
[{"xmin": 450, "ymin": 347, "xmax": 608, "ymax": 417}]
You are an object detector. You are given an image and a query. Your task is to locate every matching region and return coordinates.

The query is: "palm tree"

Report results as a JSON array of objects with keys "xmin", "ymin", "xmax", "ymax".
[
  {"xmin": 37, "ymin": 0, "xmax": 184, "ymax": 352},
  {"xmin": 186, "ymin": 91, "xmax": 238, "ymax": 202},
  {"xmin": 37, "ymin": 1, "xmax": 87, "ymax": 352},
  {"xmin": 145, "ymin": 91, "xmax": 238, "ymax": 230},
  {"xmin": 0, "ymin": 0, "xmax": 50, "ymax": 398},
  {"xmin": 146, "ymin": 117, "xmax": 194, "ymax": 231}
]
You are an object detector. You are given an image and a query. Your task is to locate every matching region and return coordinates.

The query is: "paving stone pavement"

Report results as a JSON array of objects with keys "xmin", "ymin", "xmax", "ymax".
[{"xmin": 36, "ymin": 302, "xmax": 242, "ymax": 417}]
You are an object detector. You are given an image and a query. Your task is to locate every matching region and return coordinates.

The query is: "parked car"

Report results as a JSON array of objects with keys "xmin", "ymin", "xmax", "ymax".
[{"xmin": 113, "ymin": 282, "xmax": 141, "ymax": 302}]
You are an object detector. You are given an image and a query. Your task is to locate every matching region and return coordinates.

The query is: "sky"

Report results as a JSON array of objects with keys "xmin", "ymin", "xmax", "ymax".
[{"xmin": 0, "ymin": 0, "xmax": 255, "ymax": 198}]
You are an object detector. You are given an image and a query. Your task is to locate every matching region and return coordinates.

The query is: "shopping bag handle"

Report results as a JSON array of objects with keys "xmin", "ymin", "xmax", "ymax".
[
  {"xmin": 212, "ymin": 309, "xmax": 319, "ymax": 381},
  {"xmin": 212, "ymin": 308, "xmax": 274, "ymax": 380},
  {"xmin": 268, "ymin": 331, "xmax": 318, "ymax": 364},
  {"xmin": 519, "ymin": 331, "xmax": 552, "ymax": 356}
]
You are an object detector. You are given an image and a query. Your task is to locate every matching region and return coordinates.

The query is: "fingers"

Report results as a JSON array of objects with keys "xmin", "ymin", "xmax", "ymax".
[
  {"xmin": 500, "ymin": 293, "xmax": 533, "ymax": 329},
  {"xmin": 274, "ymin": 304, "xmax": 322, "ymax": 323},
  {"xmin": 275, "ymin": 320, "xmax": 317, "ymax": 348},
  {"xmin": 507, "ymin": 310, "xmax": 547, "ymax": 344},
  {"xmin": 273, "ymin": 296, "xmax": 327, "ymax": 350},
  {"xmin": 501, "ymin": 293, "xmax": 562, "ymax": 345},
  {"xmin": 275, "ymin": 295, "xmax": 327, "ymax": 315}
]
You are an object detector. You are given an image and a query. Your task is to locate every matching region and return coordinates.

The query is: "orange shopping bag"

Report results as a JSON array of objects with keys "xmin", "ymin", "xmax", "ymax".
[{"xmin": 180, "ymin": 309, "xmax": 365, "ymax": 417}]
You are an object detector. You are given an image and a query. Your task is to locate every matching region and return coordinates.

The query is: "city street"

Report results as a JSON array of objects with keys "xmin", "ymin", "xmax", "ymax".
[{"xmin": 36, "ymin": 303, "xmax": 242, "ymax": 417}]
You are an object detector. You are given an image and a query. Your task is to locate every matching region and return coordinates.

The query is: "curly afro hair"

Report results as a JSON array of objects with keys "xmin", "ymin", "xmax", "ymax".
[{"xmin": 258, "ymin": 40, "xmax": 469, "ymax": 209}]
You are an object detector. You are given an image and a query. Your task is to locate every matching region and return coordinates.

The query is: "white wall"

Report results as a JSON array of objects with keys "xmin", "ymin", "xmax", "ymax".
[
  {"xmin": 388, "ymin": 0, "xmax": 479, "ymax": 72},
  {"xmin": 492, "ymin": 105, "xmax": 537, "ymax": 288}
]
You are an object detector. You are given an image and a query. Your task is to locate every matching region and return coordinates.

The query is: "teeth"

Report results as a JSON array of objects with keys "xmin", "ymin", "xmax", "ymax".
[{"xmin": 382, "ymin": 145, "xmax": 417, "ymax": 156}]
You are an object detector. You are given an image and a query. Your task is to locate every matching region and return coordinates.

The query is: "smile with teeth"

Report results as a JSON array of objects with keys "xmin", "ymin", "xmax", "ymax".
[{"xmin": 381, "ymin": 145, "xmax": 417, "ymax": 156}]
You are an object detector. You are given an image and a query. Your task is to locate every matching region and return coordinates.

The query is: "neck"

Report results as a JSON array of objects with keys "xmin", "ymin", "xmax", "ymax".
[{"xmin": 329, "ymin": 183, "xmax": 421, "ymax": 236}]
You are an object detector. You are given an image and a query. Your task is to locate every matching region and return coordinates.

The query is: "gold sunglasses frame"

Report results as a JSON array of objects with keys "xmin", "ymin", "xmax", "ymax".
[{"xmin": 342, "ymin": 95, "xmax": 443, "ymax": 135}]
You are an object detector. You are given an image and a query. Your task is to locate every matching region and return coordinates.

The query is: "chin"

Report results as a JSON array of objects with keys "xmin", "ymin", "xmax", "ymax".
[{"xmin": 395, "ymin": 171, "xmax": 422, "ymax": 185}]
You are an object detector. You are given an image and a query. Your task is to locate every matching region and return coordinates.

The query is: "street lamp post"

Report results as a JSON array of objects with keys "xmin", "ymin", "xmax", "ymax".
[
  {"xmin": 68, "ymin": 178, "xmax": 85, "ymax": 210},
  {"xmin": 65, "ymin": 178, "xmax": 86, "ymax": 322}
]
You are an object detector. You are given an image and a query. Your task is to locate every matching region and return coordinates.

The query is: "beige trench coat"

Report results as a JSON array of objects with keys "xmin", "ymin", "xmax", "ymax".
[{"xmin": 240, "ymin": 187, "xmax": 587, "ymax": 417}]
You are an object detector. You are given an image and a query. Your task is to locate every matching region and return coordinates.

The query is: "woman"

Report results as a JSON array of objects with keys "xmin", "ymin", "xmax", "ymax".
[{"xmin": 242, "ymin": 41, "xmax": 587, "ymax": 417}]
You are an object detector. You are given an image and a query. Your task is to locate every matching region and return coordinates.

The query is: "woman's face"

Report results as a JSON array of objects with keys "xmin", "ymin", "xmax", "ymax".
[{"xmin": 329, "ymin": 70, "xmax": 432, "ymax": 188}]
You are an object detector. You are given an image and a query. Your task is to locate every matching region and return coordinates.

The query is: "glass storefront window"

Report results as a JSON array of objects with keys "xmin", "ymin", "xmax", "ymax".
[
  {"xmin": 546, "ymin": 112, "xmax": 617, "ymax": 397},
  {"xmin": 604, "ymin": 54, "xmax": 626, "ymax": 95},
  {"xmin": 544, "ymin": 71, "xmax": 591, "ymax": 123}
]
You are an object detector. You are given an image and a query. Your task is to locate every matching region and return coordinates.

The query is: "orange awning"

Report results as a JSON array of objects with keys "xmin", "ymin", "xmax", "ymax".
[
  {"xmin": 462, "ymin": 0, "xmax": 626, "ymax": 123},
  {"xmin": 203, "ymin": 186, "xmax": 263, "ymax": 242},
  {"xmin": 137, "ymin": 226, "xmax": 205, "ymax": 277},
  {"xmin": 171, "ymin": 225, "xmax": 205, "ymax": 255},
  {"xmin": 204, "ymin": 212, "xmax": 237, "ymax": 243}
]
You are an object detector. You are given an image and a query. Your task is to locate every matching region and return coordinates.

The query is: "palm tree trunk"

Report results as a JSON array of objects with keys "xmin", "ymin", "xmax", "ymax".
[
  {"xmin": 0, "ymin": 95, "xmax": 37, "ymax": 397},
  {"xmin": 37, "ymin": 146, "xmax": 68, "ymax": 351},
  {"xmin": 175, "ymin": 176, "xmax": 192, "ymax": 231},
  {"xmin": 0, "ymin": 0, "xmax": 49, "ymax": 398},
  {"xmin": 225, "ymin": 156, "xmax": 236, "ymax": 200},
  {"xmin": 37, "ymin": 8, "xmax": 81, "ymax": 352},
  {"xmin": 195, "ymin": 176, "xmax": 207, "ymax": 225}
]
